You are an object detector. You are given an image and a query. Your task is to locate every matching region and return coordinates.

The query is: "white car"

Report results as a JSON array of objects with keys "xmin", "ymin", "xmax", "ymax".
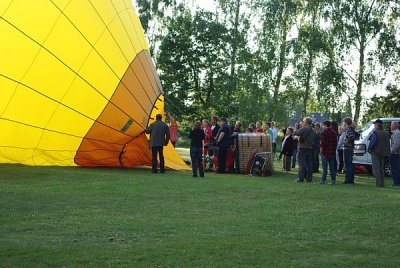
[{"xmin": 353, "ymin": 117, "xmax": 400, "ymax": 176}]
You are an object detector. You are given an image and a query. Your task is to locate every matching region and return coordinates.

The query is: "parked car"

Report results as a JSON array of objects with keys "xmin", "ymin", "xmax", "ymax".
[{"xmin": 353, "ymin": 117, "xmax": 400, "ymax": 176}]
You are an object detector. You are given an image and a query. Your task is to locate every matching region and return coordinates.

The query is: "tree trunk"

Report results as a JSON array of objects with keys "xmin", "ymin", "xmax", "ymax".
[
  {"xmin": 302, "ymin": 6, "xmax": 318, "ymax": 118},
  {"xmin": 302, "ymin": 50, "xmax": 314, "ymax": 118},
  {"xmin": 270, "ymin": 2, "xmax": 289, "ymax": 121},
  {"xmin": 354, "ymin": 40, "xmax": 365, "ymax": 125}
]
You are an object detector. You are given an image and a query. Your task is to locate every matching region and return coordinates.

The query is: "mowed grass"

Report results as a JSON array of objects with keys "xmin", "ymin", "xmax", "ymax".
[{"xmin": 1, "ymin": 160, "xmax": 400, "ymax": 267}]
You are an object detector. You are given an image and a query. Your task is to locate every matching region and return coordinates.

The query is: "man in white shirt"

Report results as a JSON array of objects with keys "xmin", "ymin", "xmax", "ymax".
[{"xmin": 271, "ymin": 122, "xmax": 278, "ymax": 158}]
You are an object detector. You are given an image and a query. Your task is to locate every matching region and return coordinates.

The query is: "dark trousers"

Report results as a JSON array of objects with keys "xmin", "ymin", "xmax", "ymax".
[
  {"xmin": 337, "ymin": 149, "xmax": 344, "ymax": 172},
  {"xmin": 298, "ymin": 148, "xmax": 313, "ymax": 182},
  {"xmin": 291, "ymin": 148, "xmax": 298, "ymax": 168},
  {"xmin": 390, "ymin": 154, "xmax": 400, "ymax": 186},
  {"xmin": 151, "ymin": 146, "xmax": 164, "ymax": 173},
  {"xmin": 313, "ymin": 149, "xmax": 320, "ymax": 172},
  {"xmin": 218, "ymin": 145, "xmax": 228, "ymax": 173},
  {"xmin": 283, "ymin": 155, "xmax": 291, "ymax": 171},
  {"xmin": 344, "ymin": 148, "xmax": 354, "ymax": 183},
  {"xmin": 372, "ymin": 154, "xmax": 385, "ymax": 187},
  {"xmin": 190, "ymin": 146, "xmax": 204, "ymax": 177}
]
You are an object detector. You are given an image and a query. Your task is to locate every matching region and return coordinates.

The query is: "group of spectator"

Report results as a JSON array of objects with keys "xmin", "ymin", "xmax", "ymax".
[
  {"xmin": 369, "ymin": 120, "xmax": 400, "ymax": 187},
  {"xmin": 290, "ymin": 117, "xmax": 358, "ymax": 185},
  {"xmin": 191, "ymin": 117, "xmax": 281, "ymax": 177},
  {"xmin": 145, "ymin": 112, "xmax": 400, "ymax": 187},
  {"xmin": 188, "ymin": 116, "xmax": 232, "ymax": 177},
  {"xmin": 280, "ymin": 117, "xmax": 399, "ymax": 187}
]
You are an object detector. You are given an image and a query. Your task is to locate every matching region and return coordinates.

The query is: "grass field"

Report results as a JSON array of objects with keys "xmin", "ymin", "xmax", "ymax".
[{"xmin": 1, "ymin": 158, "xmax": 400, "ymax": 267}]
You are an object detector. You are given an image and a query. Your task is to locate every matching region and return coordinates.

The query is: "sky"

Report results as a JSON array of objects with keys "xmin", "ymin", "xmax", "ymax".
[{"xmin": 195, "ymin": 0, "xmax": 214, "ymax": 10}]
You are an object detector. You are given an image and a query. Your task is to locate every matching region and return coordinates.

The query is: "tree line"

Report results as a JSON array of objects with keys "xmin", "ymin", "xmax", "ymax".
[{"xmin": 134, "ymin": 0, "xmax": 400, "ymax": 127}]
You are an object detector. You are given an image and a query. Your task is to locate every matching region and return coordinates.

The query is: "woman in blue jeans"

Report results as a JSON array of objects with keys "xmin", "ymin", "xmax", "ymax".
[{"xmin": 189, "ymin": 121, "xmax": 205, "ymax": 177}]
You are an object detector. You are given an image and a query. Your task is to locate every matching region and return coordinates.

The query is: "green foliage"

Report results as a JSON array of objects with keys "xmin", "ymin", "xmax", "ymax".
[
  {"xmin": 2, "ymin": 165, "xmax": 400, "ymax": 266},
  {"xmin": 157, "ymin": 6, "xmax": 232, "ymax": 122},
  {"xmin": 133, "ymin": 0, "xmax": 400, "ymax": 127},
  {"xmin": 328, "ymin": 0, "xmax": 395, "ymax": 124},
  {"xmin": 135, "ymin": 0, "xmax": 177, "ymax": 31},
  {"xmin": 363, "ymin": 84, "xmax": 400, "ymax": 121}
]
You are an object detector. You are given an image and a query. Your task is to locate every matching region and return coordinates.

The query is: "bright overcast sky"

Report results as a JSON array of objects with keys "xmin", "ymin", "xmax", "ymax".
[{"xmin": 196, "ymin": 0, "xmax": 214, "ymax": 10}]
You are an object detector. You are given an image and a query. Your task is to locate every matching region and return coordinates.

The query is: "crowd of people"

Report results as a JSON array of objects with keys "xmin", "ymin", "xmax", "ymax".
[{"xmin": 145, "ymin": 113, "xmax": 400, "ymax": 187}]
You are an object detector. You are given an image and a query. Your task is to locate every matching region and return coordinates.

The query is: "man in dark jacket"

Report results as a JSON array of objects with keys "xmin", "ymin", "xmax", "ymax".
[
  {"xmin": 211, "ymin": 116, "xmax": 220, "ymax": 141},
  {"xmin": 313, "ymin": 123, "xmax": 321, "ymax": 173},
  {"xmin": 145, "ymin": 114, "xmax": 170, "ymax": 174},
  {"xmin": 294, "ymin": 117, "xmax": 315, "ymax": 182},
  {"xmin": 368, "ymin": 119, "xmax": 390, "ymax": 187},
  {"xmin": 319, "ymin": 121, "xmax": 338, "ymax": 185},
  {"xmin": 280, "ymin": 128, "xmax": 294, "ymax": 172},
  {"xmin": 216, "ymin": 117, "xmax": 231, "ymax": 173}
]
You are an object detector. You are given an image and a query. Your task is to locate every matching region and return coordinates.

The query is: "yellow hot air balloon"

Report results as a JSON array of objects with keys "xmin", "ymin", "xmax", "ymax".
[{"xmin": 0, "ymin": 0, "xmax": 189, "ymax": 170}]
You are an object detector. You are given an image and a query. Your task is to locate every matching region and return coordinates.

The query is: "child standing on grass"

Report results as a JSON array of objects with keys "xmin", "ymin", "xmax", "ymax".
[
  {"xmin": 189, "ymin": 121, "xmax": 205, "ymax": 178},
  {"xmin": 280, "ymin": 128, "xmax": 294, "ymax": 172}
]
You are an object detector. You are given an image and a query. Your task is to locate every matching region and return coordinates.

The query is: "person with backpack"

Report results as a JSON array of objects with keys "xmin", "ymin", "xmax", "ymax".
[{"xmin": 368, "ymin": 119, "xmax": 391, "ymax": 187}]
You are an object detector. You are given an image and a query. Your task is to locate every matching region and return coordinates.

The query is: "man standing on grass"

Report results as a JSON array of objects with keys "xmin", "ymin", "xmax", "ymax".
[
  {"xmin": 145, "ymin": 114, "xmax": 170, "ymax": 174},
  {"xmin": 294, "ymin": 117, "xmax": 315, "ymax": 183},
  {"xmin": 271, "ymin": 122, "xmax": 278, "ymax": 159},
  {"xmin": 368, "ymin": 119, "xmax": 390, "ymax": 187},
  {"xmin": 390, "ymin": 121, "xmax": 400, "ymax": 186},
  {"xmin": 343, "ymin": 117, "xmax": 356, "ymax": 184},
  {"xmin": 313, "ymin": 123, "xmax": 321, "ymax": 173},
  {"xmin": 319, "ymin": 121, "xmax": 338, "ymax": 185},
  {"xmin": 210, "ymin": 116, "xmax": 220, "ymax": 141},
  {"xmin": 216, "ymin": 117, "xmax": 231, "ymax": 173}
]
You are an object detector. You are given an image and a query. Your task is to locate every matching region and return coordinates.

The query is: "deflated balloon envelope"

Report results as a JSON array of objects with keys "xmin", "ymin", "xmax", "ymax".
[{"xmin": 0, "ymin": 0, "xmax": 188, "ymax": 170}]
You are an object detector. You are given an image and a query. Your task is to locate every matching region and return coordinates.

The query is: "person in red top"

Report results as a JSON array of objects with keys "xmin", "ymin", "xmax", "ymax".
[
  {"xmin": 255, "ymin": 121, "xmax": 264, "ymax": 133},
  {"xmin": 202, "ymin": 119, "xmax": 213, "ymax": 169},
  {"xmin": 202, "ymin": 119, "xmax": 212, "ymax": 146},
  {"xmin": 319, "ymin": 120, "xmax": 338, "ymax": 184},
  {"xmin": 167, "ymin": 112, "xmax": 179, "ymax": 147}
]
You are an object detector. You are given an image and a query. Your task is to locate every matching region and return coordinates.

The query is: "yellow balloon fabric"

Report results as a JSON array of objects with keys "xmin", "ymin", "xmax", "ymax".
[{"xmin": 0, "ymin": 0, "xmax": 189, "ymax": 170}]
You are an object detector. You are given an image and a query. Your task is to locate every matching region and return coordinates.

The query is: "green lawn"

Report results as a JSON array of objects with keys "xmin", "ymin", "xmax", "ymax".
[{"xmin": 1, "ymin": 160, "xmax": 399, "ymax": 267}]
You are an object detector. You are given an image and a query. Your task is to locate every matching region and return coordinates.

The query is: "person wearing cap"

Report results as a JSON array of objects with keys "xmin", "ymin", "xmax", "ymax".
[
  {"xmin": 342, "ymin": 117, "xmax": 357, "ymax": 184},
  {"xmin": 368, "ymin": 119, "xmax": 390, "ymax": 187},
  {"xmin": 216, "ymin": 117, "xmax": 231, "ymax": 173},
  {"xmin": 145, "ymin": 114, "xmax": 170, "ymax": 174},
  {"xmin": 390, "ymin": 121, "xmax": 400, "ymax": 186}
]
